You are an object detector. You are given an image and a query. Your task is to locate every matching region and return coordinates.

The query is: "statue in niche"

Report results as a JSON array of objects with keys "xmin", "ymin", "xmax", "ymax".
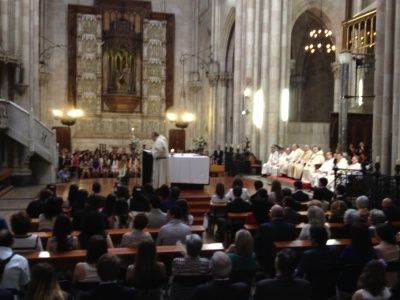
[{"xmin": 115, "ymin": 61, "xmax": 132, "ymax": 93}]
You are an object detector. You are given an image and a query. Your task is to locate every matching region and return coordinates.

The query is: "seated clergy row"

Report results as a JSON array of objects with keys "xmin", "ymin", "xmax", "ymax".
[{"xmin": 261, "ymin": 144, "xmax": 363, "ymax": 188}]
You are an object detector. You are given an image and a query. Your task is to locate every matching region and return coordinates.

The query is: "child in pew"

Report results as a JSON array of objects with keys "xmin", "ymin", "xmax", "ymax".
[
  {"xmin": 10, "ymin": 211, "xmax": 43, "ymax": 252},
  {"xmin": 120, "ymin": 213, "xmax": 153, "ymax": 247}
]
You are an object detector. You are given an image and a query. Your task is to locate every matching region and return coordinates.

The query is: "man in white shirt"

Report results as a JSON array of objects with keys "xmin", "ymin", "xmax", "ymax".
[
  {"xmin": 261, "ymin": 145, "xmax": 280, "ymax": 177},
  {"xmin": 151, "ymin": 132, "xmax": 170, "ymax": 188},
  {"xmin": 312, "ymin": 152, "xmax": 334, "ymax": 187},
  {"xmin": 326, "ymin": 152, "xmax": 349, "ymax": 189},
  {"xmin": 156, "ymin": 205, "xmax": 191, "ymax": 245},
  {"xmin": 348, "ymin": 155, "xmax": 362, "ymax": 175},
  {"xmin": 0, "ymin": 230, "xmax": 30, "ymax": 292}
]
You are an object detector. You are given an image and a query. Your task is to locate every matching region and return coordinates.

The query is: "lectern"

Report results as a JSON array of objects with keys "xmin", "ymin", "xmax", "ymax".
[{"xmin": 142, "ymin": 150, "xmax": 153, "ymax": 185}]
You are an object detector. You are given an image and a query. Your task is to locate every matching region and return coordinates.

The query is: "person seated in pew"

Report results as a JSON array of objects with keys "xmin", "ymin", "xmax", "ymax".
[
  {"xmin": 282, "ymin": 196, "xmax": 301, "ymax": 225},
  {"xmin": 225, "ymin": 177, "xmax": 251, "ymax": 202},
  {"xmin": 250, "ymin": 180, "xmax": 264, "ymax": 202},
  {"xmin": 226, "ymin": 186, "xmax": 251, "ymax": 213},
  {"xmin": 328, "ymin": 200, "xmax": 348, "ymax": 223},
  {"xmin": 126, "ymin": 240, "xmax": 167, "ymax": 297},
  {"xmin": 71, "ymin": 189, "xmax": 89, "ymax": 230},
  {"xmin": 46, "ymin": 214, "xmax": 80, "ymax": 251},
  {"xmin": 336, "ymin": 209, "xmax": 361, "ymax": 239},
  {"xmin": 337, "ymin": 222, "xmax": 377, "ymax": 299},
  {"xmin": 26, "ymin": 188, "xmax": 53, "ymax": 218},
  {"xmin": 312, "ymin": 177, "xmax": 334, "ymax": 204},
  {"xmin": 210, "ymin": 182, "xmax": 228, "ymax": 204},
  {"xmin": 81, "ymin": 254, "xmax": 136, "ymax": 300},
  {"xmin": 101, "ymin": 193, "xmax": 117, "ymax": 227},
  {"xmin": 192, "ymin": 251, "xmax": 249, "ymax": 300},
  {"xmin": 0, "ymin": 230, "xmax": 30, "ymax": 294},
  {"xmin": 176, "ymin": 199, "xmax": 194, "ymax": 225},
  {"xmin": 298, "ymin": 206, "xmax": 331, "ymax": 240},
  {"xmin": 156, "ymin": 205, "xmax": 191, "ymax": 246},
  {"xmin": 10, "ymin": 211, "xmax": 43, "ymax": 252},
  {"xmin": 356, "ymin": 195, "xmax": 370, "ymax": 223},
  {"xmin": 254, "ymin": 249, "xmax": 312, "ymax": 300},
  {"xmin": 120, "ymin": 213, "xmax": 153, "ymax": 248},
  {"xmin": 269, "ymin": 180, "xmax": 284, "ymax": 205},
  {"xmin": 25, "ymin": 263, "xmax": 68, "ymax": 300},
  {"xmin": 129, "ymin": 185, "xmax": 150, "ymax": 213},
  {"xmin": 226, "ymin": 229, "xmax": 257, "ymax": 285},
  {"xmin": 382, "ymin": 198, "xmax": 400, "ymax": 222},
  {"xmin": 295, "ymin": 226, "xmax": 340, "ymax": 300},
  {"xmin": 352, "ymin": 260, "xmax": 391, "ymax": 300},
  {"xmin": 292, "ymin": 181, "xmax": 310, "ymax": 203},
  {"xmin": 335, "ymin": 184, "xmax": 348, "ymax": 203},
  {"xmin": 161, "ymin": 186, "xmax": 182, "ymax": 212},
  {"xmin": 368, "ymin": 209, "xmax": 387, "ymax": 237},
  {"xmin": 255, "ymin": 205, "xmax": 296, "ymax": 275},
  {"xmin": 374, "ymin": 223, "xmax": 400, "ymax": 288},
  {"xmin": 146, "ymin": 195, "xmax": 167, "ymax": 228},
  {"xmin": 110, "ymin": 199, "xmax": 134, "ymax": 229},
  {"xmin": 248, "ymin": 188, "xmax": 271, "ymax": 225},
  {"xmin": 74, "ymin": 194, "xmax": 109, "ymax": 231},
  {"xmin": 78, "ymin": 211, "xmax": 114, "ymax": 249},
  {"xmin": 73, "ymin": 235, "xmax": 108, "ymax": 283},
  {"xmin": 38, "ymin": 196, "xmax": 63, "ymax": 231}
]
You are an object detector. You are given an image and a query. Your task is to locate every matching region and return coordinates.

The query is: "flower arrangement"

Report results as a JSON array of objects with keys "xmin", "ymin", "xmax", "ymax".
[{"xmin": 193, "ymin": 136, "xmax": 207, "ymax": 152}]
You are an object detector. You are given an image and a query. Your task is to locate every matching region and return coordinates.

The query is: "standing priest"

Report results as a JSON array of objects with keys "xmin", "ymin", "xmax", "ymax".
[{"xmin": 151, "ymin": 132, "xmax": 170, "ymax": 188}]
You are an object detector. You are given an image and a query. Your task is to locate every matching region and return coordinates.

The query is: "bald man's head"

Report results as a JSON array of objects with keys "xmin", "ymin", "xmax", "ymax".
[
  {"xmin": 382, "ymin": 198, "xmax": 393, "ymax": 209},
  {"xmin": 270, "ymin": 204, "xmax": 283, "ymax": 219}
]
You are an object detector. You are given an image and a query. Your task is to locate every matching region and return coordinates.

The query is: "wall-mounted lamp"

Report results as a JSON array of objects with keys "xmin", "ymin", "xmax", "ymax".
[
  {"xmin": 252, "ymin": 89, "xmax": 264, "ymax": 129},
  {"xmin": 280, "ymin": 88, "xmax": 289, "ymax": 122}
]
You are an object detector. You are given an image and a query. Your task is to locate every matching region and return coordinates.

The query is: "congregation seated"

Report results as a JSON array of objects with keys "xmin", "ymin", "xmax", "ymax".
[
  {"xmin": 382, "ymin": 198, "xmax": 400, "ymax": 222},
  {"xmin": 46, "ymin": 214, "xmax": 79, "ymax": 251},
  {"xmin": 282, "ymin": 196, "xmax": 301, "ymax": 225},
  {"xmin": 38, "ymin": 196, "xmax": 63, "ymax": 231},
  {"xmin": 226, "ymin": 229, "xmax": 257, "ymax": 285},
  {"xmin": 268, "ymin": 179, "xmax": 283, "ymax": 204},
  {"xmin": 298, "ymin": 205, "xmax": 331, "ymax": 240},
  {"xmin": 176, "ymin": 199, "xmax": 194, "ymax": 225},
  {"xmin": 10, "ymin": 211, "xmax": 43, "ymax": 252},
  {"xmin": 171, "ymin": 234, "xmax": 210, "ymax": 300},
  {"xmin": 161, "ymin": 186, "xmax": 182, "ymax": 212},
  {"xmin": 254, "ymin": 249, "xmax": 311, "ymax": 300},
  {"xmin": 292, "ymin": 181, "xmax": 309, "ymax": 203},
  {"xmin": 78, "ymin": 211, "xmax": 114, "ymax": 249},
  {"xmin": 126, "ymin": 240, "xmax": 167, "ymax": 297},
  {"xmin": 374, "ymin": 223, "xmax": 400, "ymax": 287},
  {"xmin": 295, "ymin": 226, "xmax": 340, "ymax": 300},
  {"xmin": 110, "ymin": 199, "xmax": 134, "ymax": 229},
  {"xmin": 146, "ymin": 195, "xmax": 167, "ymax": 227},
  {"xmin": 368, "ymin": 209, "xmax": 387, "ymax": 237},
  {"xmin": 156, "ymin": 205, "xmax": 191, "ymax": 245},
  {"xmin": 210, "ymin": 182, "xmax": 228, "ymax": 204},
  {"xmin": 0, "ymin": 230, "xmax": 30, "ymax": 294},
  {"xmin": 352, "ymin": 260, "xmax": 391, "ymax": 300},
  {"xmin": 225, "ymin": 177, "xmax": 250, "ymax": 202},
  {"xmin": 26, "ymin": 262, "xmax": 68, "ymax": 300},
  {"xmin": 312, "ymin": 177, "xmax": 334, "ymax": 203},
  {"xmin": 248, "ymin": 188, "xmax": 270, "ymax": 225},
  {"xmin": 337, "ymin": 222, "xmax": 376, "ymax": 298},
  {"xmin": 226, "ymin": 186, "xmax": 251, "ymax": 213},
  {"xmin": 328, "ymin": 200, "xmax": 348, "ymax": 223},
  {"xmin": 101, "ymin": 193, "xmax": 117, "ymax": 225},
  {"xmin": 81, "ymin": 254, "xmax": 136, "ymax": 300},
  {"xmin": 26, "ymin": 188, "xmax": 53, "ymax": 218},
  {"xmin": 356, "ymin": 195, "xmax": 370, "ymax": 222},
  {"xmin": 336, "ymin": 209, "xmax": 361, "ymax": 239},
  {"xmin": 120, "ymin": 213, "xmax": 153, "ymax": 247},
  {"xmin": 255, "ymin": 205, "xmax": 296, "ymax": 274},
  {"xmin": 192, "ymin": 251, "xmax": 249, "ymax": 300},
  {"xmin": 73, "ymin": 235, "xmax": 108, "ymax": 283},
  {"xmin": 129, "ymin": 185, "xmax": 151, "ymax": 212}
]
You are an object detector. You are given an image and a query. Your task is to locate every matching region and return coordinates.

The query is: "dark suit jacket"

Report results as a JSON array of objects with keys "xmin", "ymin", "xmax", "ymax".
[
  {"xmin": 255, "ymin": 219, "xmax": 296, "ymax": 272},
  {"xmin": 80, "ymin": 282, "xmax": 136, "ymax": 300},
  {"xmin": 313, "ymin": 187, "xmax": 334, "ymax": 202},
  {"xmin": 192, "ymin": 279, "xmax": 249, "ymax": 300},
  {"xmin": 296, "ymin": 246, "xmax": 340, "ymax": 299},
  {"xmin": 283, "ymin": 207, "xmax": 301, "ymax": 225},
  {"xmin": 254, "ymin": 276, "xmax": 311, "ymax": 300},
  {"xmin": 250, "ymin": 195, "xmax": 271, "ymax": 225},
  {"xmin": 384, "ymin": 206, "xmax": 400, "ymax": 222},
  {"xmin": 292, "ymin": 190, "xmax": 309, "ymax": 203},
  {"xmin": 227, "ymin": 198, "xmax": 251, "ymax": 213}
]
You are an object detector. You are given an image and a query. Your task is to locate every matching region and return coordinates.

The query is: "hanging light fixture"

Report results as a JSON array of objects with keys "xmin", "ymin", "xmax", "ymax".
[{"xmin": 304, "ymin": 0, "xmax": 335, "ymax": 55}]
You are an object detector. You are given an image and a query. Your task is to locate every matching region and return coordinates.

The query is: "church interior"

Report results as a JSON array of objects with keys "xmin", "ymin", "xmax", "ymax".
[{"xmin": 2, "ymin": 0, "xmax": 400, "ymax": 299}]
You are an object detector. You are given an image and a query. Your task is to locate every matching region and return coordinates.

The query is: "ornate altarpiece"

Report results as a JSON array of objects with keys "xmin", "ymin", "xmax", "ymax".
[{"xmin": 67, "ymin": 1, "xmax": 174, "ymax": 141}]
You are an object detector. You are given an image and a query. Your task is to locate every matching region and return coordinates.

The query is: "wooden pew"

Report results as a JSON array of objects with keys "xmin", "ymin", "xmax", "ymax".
[
  {"xmin": 23, "ymin": 243, "xmax": 224, "ymax": 269},
  {"xmin": 34, "ymin": 225, "xmax": 205, "ymax": 246}
]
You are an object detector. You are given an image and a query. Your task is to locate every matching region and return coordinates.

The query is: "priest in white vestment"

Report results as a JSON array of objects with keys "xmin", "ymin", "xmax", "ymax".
[
  {"xmin": 281, "ymin": 144, "xmax": 303, "ymax": 175},
  {"xmin": 151, "ymin": 132, "xmax": 170, "ymax": 188},
  {"xmin": 347, "ymin": 155, "xmax": 362, "ymax": 175},
  {"xmin": 312, "ymin": 152, "xmax": 334, "ymax": 187},
  {"xmin": 271, "ymin": 147, "xmax": 288, "ymax": 176},
  {"xmin": 326, "ymin": 152, "xmax": 349, "ymax": 189},
  {"xmin": 301, "ymin": 146, "xmax": 325, "ymax": 183},
  {"xmin": 288, "ymin": 145, "xmax": 312, "ymax": 179},
  {"xmin": 261, "ymin": 145, "xmax": 279, "ymax": 176}
]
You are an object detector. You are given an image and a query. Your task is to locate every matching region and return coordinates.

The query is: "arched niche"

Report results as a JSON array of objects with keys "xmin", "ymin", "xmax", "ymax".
[{"xmin": 290, "ymin": 10, "xmax": 335, "ymax": 122}]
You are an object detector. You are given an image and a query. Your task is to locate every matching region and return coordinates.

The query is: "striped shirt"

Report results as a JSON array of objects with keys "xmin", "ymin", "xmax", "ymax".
[{"xmin": 172, "ymin": 257, "xmax": 210, "ymax": 276}]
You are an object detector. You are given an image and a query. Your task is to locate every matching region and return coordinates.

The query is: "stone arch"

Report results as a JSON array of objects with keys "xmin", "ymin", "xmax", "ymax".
[
  {"xmin": 290, "ymin": 10, "xmax": 335, "ymax": 123},
  {"xmin": 220, "ymin": 7, "xmax": 235, "ymax": 71}
]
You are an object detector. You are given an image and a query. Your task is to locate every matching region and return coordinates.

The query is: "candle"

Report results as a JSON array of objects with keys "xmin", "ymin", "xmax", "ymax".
[
  {"xmin": 131, "ymin": 127, "xmax": 134, "ymax": 132},
  {"xmin": 171, "ymin": 148, "xmax": 175, "ymax": 154},
  {"xmin": 396, "ymin": 159, "xmax": 400, "ymax": 166},
  {"xmin": 376, "ymin": 156, "xmax": 380, "ymax": 163},
  {"xmin": 237, "ymin": 145, "xmax": 240, "ymax": 150}
]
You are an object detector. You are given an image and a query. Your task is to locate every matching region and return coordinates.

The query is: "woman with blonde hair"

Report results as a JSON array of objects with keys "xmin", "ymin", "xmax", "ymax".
[
  {"xmin": 25, "ymin": 263, "xmax": 66, "ymax": 300},
  {"xmin": 226, "ymin": 229, "xmax": 256, "ymax": 284},
  {"xmin": 298, "ymin": 205, "xmax": 331, "ymax": 240}
]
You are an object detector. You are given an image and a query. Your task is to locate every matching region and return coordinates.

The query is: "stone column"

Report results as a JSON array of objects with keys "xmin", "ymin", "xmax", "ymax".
[
  {"xmin": 331, "ymin": 62, "xmax": 341, "ymax": 112},
  {"xmin": 1, "ymin": 0, "xmax": 9, "ymax": 51},
  {"xmin": 208, "ymin": 69, "xmax": 219, "ymax": 151}
]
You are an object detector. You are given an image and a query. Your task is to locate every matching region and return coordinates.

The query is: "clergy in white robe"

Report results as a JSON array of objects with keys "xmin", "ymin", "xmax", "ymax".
[
  {"xmin": 281, "ymin": 144, "xmax": 303, "ymax": 175},
  {"xmin": 312, "ymin": 152, "xmax": 334, "ymax": 187},
  {"xmin": 302, "ymin": 146, "xmax": 325, "ymax": 183},
  {"xmin": 288, "ymin": 145, "xmax": 313, "ymax": 179},
  {"xmin": 347, "ymin": 155, "xmax": 362, "ymax": 175},
  {"xmin": 261, "ymin": 145, "xmax": 279, "ymax": 176},
  {"xmin": 326, "ymin": 152, "xmax": 349, "ymax": 189},
  {"xmin": 151, "ymin": 132, "xmax": 170, "ymax": 188},
  {"xmin": 271, "ymin": 147, "xmax": 288, "ymax": 176}
]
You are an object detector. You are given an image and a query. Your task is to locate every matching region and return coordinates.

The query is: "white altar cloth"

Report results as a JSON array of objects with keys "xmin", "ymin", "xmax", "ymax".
[{"xmin": 169, "ymin": 153, "xmax": 210, "ymax": 184}]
